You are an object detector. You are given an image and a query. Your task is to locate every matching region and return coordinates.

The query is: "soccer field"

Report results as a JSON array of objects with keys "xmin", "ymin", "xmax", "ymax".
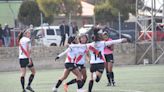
[{"xmin": 0, "ymin": 65, "xmax": 164, "ymax": 92}]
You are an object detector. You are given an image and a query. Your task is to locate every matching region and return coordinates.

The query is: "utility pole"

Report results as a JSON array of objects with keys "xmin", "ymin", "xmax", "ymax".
[
  {"xmin": 118, "ymin": 12, "xmax": 121, "ymax": 39},
  {"xmin": 163, "ymin": 0, "xmax": 164, "ymax": 23},
  {"xmin": 40, "ymin": 13, "xmax": 43, "ymax": 26}
]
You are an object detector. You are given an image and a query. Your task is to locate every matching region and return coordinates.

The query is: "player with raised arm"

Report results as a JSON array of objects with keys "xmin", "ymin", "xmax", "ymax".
[
  {"xmin": 53, "ymin": 36, "xmax": 84, "ymax": 92},
  {"xmin": 63, "ymin": 34, "xmax": 89, "ymax": 92}
]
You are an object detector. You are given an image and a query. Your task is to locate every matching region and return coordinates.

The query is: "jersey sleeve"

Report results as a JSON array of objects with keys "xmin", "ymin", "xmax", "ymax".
[
  {"xmin": 69, "ymin": 44, "xmax": 87, "ymax": 48},
  {"xmin": 104, "ymin": 39, "xmax": 124, "ymax": 46},
  {"xmin": 57, "ymin": 48, "xmax": 70, "ymax": 57}
]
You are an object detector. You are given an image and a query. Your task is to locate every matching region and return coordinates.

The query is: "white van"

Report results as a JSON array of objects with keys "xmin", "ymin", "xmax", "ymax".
[{"xmin": 34, "ymin": 26, "xmax": 61, "ymax": 46}]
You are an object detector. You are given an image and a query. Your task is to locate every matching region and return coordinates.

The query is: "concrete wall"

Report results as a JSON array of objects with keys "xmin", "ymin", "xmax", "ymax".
[
  {"xmin": 0, "ymin": 44, "xmax": 137, "ymax": 72},
  {"xmin": 1, "ymin": 42, "xmax": 164, "ymax": 72}
]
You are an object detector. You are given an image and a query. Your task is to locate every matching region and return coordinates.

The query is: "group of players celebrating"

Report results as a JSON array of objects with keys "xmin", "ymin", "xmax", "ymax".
[
  {"xmin": 18, "ymin": 26, "xmax": 129, "ymax": 92},
  {"xmin": 53, "ymin": 26, "xmax": 128, "ymax": 92}
]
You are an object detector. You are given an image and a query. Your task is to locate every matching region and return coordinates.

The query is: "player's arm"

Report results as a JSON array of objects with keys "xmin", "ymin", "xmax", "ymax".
[
  {"xmin": 69, "ymin": 44, "xmax": 87, "ymax": 48},
  {"xmin": 104, "ymin": 38, "xmax": 127, "ymax": 46},
  {"xmin": 55, "ymin": 48, "xmax": 70, "ymax": 61},
  {"xmin": 27, "ymin": 41, "xmax": 32, "ymax": 65}
]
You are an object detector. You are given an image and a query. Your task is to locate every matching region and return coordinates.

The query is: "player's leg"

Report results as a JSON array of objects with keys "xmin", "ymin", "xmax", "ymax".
[
  {"xmin": 20, "ymin": 67, "xmax": 26, "ymax": 92},
  {"xmin": 108, "ymin": 61, "xmax": 115, "ymax": 86},
  {"xmin": 81, "ymin": 67, "xmax": 87, "ymax": 87},
  {"xmin": 88, "ymin": 64, "xmax": 95, "ymax": 92},
  {"xmin": 26, "ymin": 64, "xmax": 36, "ymax": 92},
  {"xmin": 53, "ymin": 69, "xmax": 70, "ymax": 92},
  {"xmin": 72, "ymin": 68, "xmax": 83, "ymax": 91},
  {"xmin": 88, "ymin": 73, "xmax": 94, "ymax": 92},
  {"xmin": 19, "ymin": 59, "xmax": 28, "ymax": 92},
  {"xmin": 105, "ymin": 62, "xmax": 111, "ymax": 86},
  {"xmin": 95, "ymin": 63, "xmax": 104, "ymax": 83}
]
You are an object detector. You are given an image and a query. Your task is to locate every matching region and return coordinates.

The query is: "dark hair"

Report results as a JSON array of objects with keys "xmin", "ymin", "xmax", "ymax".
[
  {"xmin": 68, "ymin": 36, "xmax": 76, "ymax": 44},
  {"xmin": 93, "ymin": 27, "xmax": 101, "ymax": 41},
  {"xmin": 17, "ymin": 32, "xmax": 24, "ymax": 43}
]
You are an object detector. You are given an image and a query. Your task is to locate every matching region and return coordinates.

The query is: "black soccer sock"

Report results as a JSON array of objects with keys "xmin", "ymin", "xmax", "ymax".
[
  {"xmin": 20, "ymin": 76, "xmax": 25, "ymax": 90},
  {"xmin": 81, "ymin": 79, "xmax": 86, "ymax": 88},
  {"xmin": 110, "ymin": 72, "xmax": 114, "ymax": 81},
  {"xmin": 56, "ymin": 80, "xmax": 62, "ymax": 88},
  {"xmin": 67, "ymin": 79, "xmax": 76, "ymax": 85},
  {"xmin": 106, "ymin": 71, "xmax": 111, "ymax": 83},
  {"xmin": 77, "ymin": 80, "xmax": 83, "ymax": 89},
  {"xmin": 95, "ymin": 76, "xmax": 100, "ymax": 82},
  {"xmin": 88, "ymin": 80, "xmax": 94, "ymax": 92},
  {"xmin": 28, "ymin": 74, "xmax": 34, "ymax": 86}
]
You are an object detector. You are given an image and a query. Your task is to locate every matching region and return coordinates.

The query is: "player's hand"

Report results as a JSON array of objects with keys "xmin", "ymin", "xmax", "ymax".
[
  {"xmin": 28, "ymin": 58, "xmax": 33, "ymax": 65},
  {"xmin": 55, "ymin": 57, "xmax": 59, "ymax": 61}
]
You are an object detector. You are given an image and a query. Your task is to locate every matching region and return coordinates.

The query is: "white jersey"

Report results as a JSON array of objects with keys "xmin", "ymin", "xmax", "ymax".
[
  {"xmin": 19, "ymin": 37, "xmax": 31, "ymax": 59},
  {"xmin": 58, "ymin": 45, "xmax": 87, "ymax": 64},
  {"xmin": 75, "ymin": 46, "xmax": 88, "ymax": 65},
  {"xmin": 69, "ymin": 39, "xmax": 124, "ymax": 64}
]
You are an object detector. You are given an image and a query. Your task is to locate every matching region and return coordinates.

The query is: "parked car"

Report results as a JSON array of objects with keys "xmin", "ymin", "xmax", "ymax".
[{"xmin": 33, "ymin": 26, "xmax": 61, "ymax": 46}]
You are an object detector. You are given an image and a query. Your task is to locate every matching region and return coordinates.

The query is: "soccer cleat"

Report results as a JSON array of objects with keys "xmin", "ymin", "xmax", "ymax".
[
  {"xmin": 77, "ymin": 89, "xmax": 86, "ymax": 92},
  {"xmin": 64, "ymin": 83, "xmax": 68, "ymax": 92},
  {"xmin": 26, "ymin": 86, "xmax": 35, "ymax": 92},
  {"xmin": 112, "ymin": 81, "xmax": 115, "ymax": 86},
  {"xmin": 107, "ymin": 83, "xmax": 111, "ymax": 86},
  {"xmin": 52, "ymin": 87, "xmax": 58, "ymax": 92},
  {"xmin": 22, "ymin": 89, "xmax": 26, "ymax": 92}
]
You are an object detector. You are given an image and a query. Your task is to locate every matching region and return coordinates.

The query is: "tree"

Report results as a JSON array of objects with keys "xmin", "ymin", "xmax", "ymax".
[
  {"xmin": 61, "ymin": 0, "xmax": 82, "ymax": 16},
  {"xmin": 36, "ymin": 0, "xmax": 61, "ymax": 17},
  {"xmin": 18, "ymin": 0, "xmax": 41, "ymax": 26},
  {"xmin": 36, "ymin": 0, "xmax": 82, "ymax": 17},
  {"xmin": 94, "ymin": 0, "xmax": 136, "ymax": 24}
]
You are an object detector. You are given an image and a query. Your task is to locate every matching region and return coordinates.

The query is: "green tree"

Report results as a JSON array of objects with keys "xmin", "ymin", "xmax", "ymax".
[
  {"xmin": 94, "ymin": 0, "xmax": 136, "ymax": 24},
  {"xmin": 36, "ymin": 0, "xmax": 82, "ymax": 17},
  {"xmin": 36, "ymin": 0, "xmax": 61, "ymax": 17},
  {"xmin": 61, "ymin": 0, "xmax": 82, "ymax": 16},
  {"xmin": 18, "ymin": 0, "xmax": 41, "ymax": 26}
]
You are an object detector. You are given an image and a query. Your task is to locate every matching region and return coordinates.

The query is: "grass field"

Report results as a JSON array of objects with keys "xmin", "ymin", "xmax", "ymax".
[{"xmin": 0, "ymin": 65, "xmax": 164, "ymax": 92}]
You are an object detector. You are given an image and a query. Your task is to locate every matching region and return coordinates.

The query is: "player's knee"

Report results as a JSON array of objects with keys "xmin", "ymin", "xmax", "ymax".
[
  {"xmin": 21, "ymin": 72, "xmax": 26, "ymax": 77},
  {"xmin": 32, "ymin": 70, "xmax": 36, "ymax": 75}
]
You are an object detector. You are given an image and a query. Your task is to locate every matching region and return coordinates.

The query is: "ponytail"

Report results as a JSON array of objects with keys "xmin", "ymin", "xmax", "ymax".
[{"xmin": 17, "ymin": 32, "xmax": 24, "ymax": 43}]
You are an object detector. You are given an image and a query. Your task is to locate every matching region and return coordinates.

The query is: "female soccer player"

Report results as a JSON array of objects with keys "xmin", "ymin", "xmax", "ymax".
[
  {"xmin": 53, "ymin": 36, "xmax": 84, "ymax": 92},
  {"xmin": 63, "ymin": 34, "xmax": 89, "ymax": 92},
  {"xmin": 102, "ymin": 31, "xmax": 115, "ymax": 86},
  {"xmin": 18, "ymin": 29, "xmax": 35, "ymax": 92}
]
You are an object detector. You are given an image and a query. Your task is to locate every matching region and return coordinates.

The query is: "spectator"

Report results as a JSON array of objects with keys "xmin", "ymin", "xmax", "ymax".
[
  {"xmin": 60, "ymin": 21, "xmax": 66, "ymax": 46},
  {"xmin": 72, "ymin": 22, "xmax": 78, "ymax": 35},
  {"xmin": 0, "ymin": 24, "xmax": 4, "ymax": 46},
  {"xmin": 65, "ymin": 24, "xmax": 70, "ymax": 37},
  {"xmin": 3, "ymin": 24, "xmax": 11, "ymax": 47}
]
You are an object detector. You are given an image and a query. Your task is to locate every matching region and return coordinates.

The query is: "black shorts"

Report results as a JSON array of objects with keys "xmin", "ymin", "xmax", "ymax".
[
  {"xmin": 90, "ymin": 63, "xmax": 104, "ymax": 73},
  {"xmin": 77, "ymin": 64, "xmax": 86, "ymax": 71},
  {"xmin": 65, "ymin": 63, "xmax": 77, "ymax": 71},
  {"xmin": 104, "ymin": 54, "xmax": 114, "ymax": 63},
  {"xmin": 19, "ymin": 58, "xmax": 34, "ymax": 68}
]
